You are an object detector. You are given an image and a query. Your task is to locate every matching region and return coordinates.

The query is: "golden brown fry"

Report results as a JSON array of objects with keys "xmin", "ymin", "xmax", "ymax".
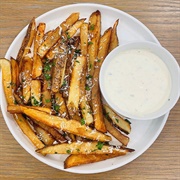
[
  {"xmin": 0, "ymin": 58, "xmax": 15, "ymax": 105},
  {"xmin": 80, "ymin": 23, "xmax": 88, "ymax": 56},
  {"xmin": 66, "ymin": 19, "xmax": 86, "ymax": 39},
  {"xmin": 109, "ymin": 19, "xmax": 119, "ymax": 53},
  {"xmin": 33, "ymin": 120, "xmax": 67, "ymax": 143},
  {"xmin": 33, "ymin": 124, "xmax": 55, "ymax": 146},
  {"xmin": 104, "ymin": 118, "xmax": 129, "ymax": 146},
  {"xmin": 64, "ymin": 153, "xmax": 124, "ymax": 169},
  {"xmin": 51, "ymin": 40, "xmax": 68, "ymax": 93},
  {"xmin": 36, "ymin": 141, "xmax": 134, "ymax": 155},
  {"xmin": 67, "ymin": 56, "xmax": 86, "ymax": 117},
  {"xmin": 91, "ymin": 27, "xmax": 112, "ymax": 133},
  {"xmin": 7, "ymin": 105, "xmax": 54, "ymax": 114},
  {"xmin": 21, "ymin": 57, "xmax": 33, "ymax": 104},
  {"xmin": 87, "ymin": 10, "xmax": 101, "ymax": 77},
  {"xmin": 22, "ymin": 108, "xmax": 112, "ymax": 142},
  {"xmin": 55, "ymin": 92, "xmax": 69, "ymax": 119},
  {"xmin": 17, "ymin": 17, "xmax": 36, "ymax": 69},
  {"xmin": 60, "ymin": 12, "xmax": 79, "ymax": 32},
  {"xmin": 14, "ymin": 113, "xmax": 45, "ymax": 149},
  {"xmin": 103, "ymin": 104, "xmax": 131, "ymax": 134},
  {"xmin": 38, "ymin": 27, "xmax": 60, "ymax": 58},
  {"xmin": 62, "ymin": 36, "xmax": 80, "ymax": 98},
  {"xmin": 87, "ymin": 37, "xmax": 98, "ymax": 77},
  {"xmin": 10, "ymin": 57, "xmax": 19, "ymax": 92},
  {"xmin": 31, "ymin": 80, "xmax": 41, "ymax": 106},
  {"xmin": 89, "ymin": 10, "xmax": 101, "ymax": 40},
  {"xmin": 42, "ymin": 90, "xmax": 52, "ymax": 108},
  {"xmin": 32, "ymin": 23, "xmax": 46, "ymax": 79}
]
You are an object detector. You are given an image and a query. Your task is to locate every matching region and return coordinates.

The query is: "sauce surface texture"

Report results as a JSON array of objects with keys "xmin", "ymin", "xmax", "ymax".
[{"xmin": 104, "ymin": 49, "xmax": 171, "ymax": 117}]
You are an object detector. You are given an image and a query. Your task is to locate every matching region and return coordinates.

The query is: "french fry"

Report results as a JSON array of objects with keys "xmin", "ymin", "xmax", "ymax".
[
  {"xmin": 14, "ymin": 113, "xmax": 45, "ymax": 149},
  {"xmin": 17, "ymin": 17, "xmax": 36, "ymax": 71},
  {"xmin": 80, "ymin": 23, "xmax": 88, "ymax": 56},
  {"xmin": 60, "ymin": 13, "xmax": 79, "ymax": 32},
  {"xmin": 42, "ymin": 90, "xmax": 52, "ymax": 108},
  {"xmin": 54, "ymin": 92, "xmax": 69, "ymax": 119},
  {"xmin": 38, "ymin": 27, "xmax": 60, "ymax": 58},
  {"xmin": 32, "ymin": 23, "xmax": 46, "ymax": 79},
  {"xmin": 32, "ymin": 120, "xmax": 67, "ymax": 143},
  {"xmin": 36, "ymin": 141, "xmax": 134, "ymax": 155},
  {"xmin": 104, "ymin": 118, "xmax": 129, "ymax": 146},
  {"xmin": 0, "ymin": 58, "xmax": 15, "ymax": 105},
  {"xmin": 51, "ymin": 39, "xmax": 68, "ymax": 93},
  {"xmin": 7, "ymin": 105, "xmax": 53, "ymax": 114},
  {"xmin": 103, "ymin": 104, "xmax": 131, "ymax": 134},
  {"xmin": 64, "ymin": 154, "xmax": 124, "ymax": 169},
  {"xmin": 109, "ymin": 19, "xmax": 119, "ymax": 53},
  {"xmin": 91, "ymin": 27, "xmax": 112, "ymax": 133},
  {"xmin": 10, "ymin": 57, "xmax": 19, "ymax": 92},
  {"xmin": 62, "ymin": 36, "xmax": 80, "ymax": 98},
  {"xmin": 67, "ymin": 56, "xmax": 86, "ymax": 117},
  {"xmin": 66, "ymin": 19, "xmax": 86, "ymax": 39},
  {"xmin": 88, "ymin": 10, "xmax": 101, "ymax": 76},
  {"xmin": 21, "ymin": 108, "xmax": 112, "ymax": 142},
  {"xmin": 33, "ymin": 123, "xmax": 55, "ymax": 146},
  {"xmin": 89, "ymin": 10, "xmax": 101, "ymax": 40},
  {"xmin": 31, "ymin": 80, "xmax": 41, "ymax": 106},
  {"xmin": 21, "ymin": 56, "xmax": 33, "ymax": 104}
]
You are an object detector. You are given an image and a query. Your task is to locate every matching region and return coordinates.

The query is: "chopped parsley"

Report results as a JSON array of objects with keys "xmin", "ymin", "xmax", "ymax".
[
  {"xmin": 45, "ymin": 99, "xmax": 51, "ymax": 103},
  {"xmin": 96, "ymin": 142, "xmax": 104, "ymax": 150},
  {"xmin": 66, "ymin": 149, "xmax": 71, "ymax": 154},
  {"xmin": 85, "ymin": 85, "xmax": 90, "ymax": 91},
  {"xmin": 53, "ymin": 104, "xmax": 60, "ymax": 112},
  {"xmin": 44, "ymin": 73, "xmax": 51, "ymax": 81},
  {"xmin": 44, "ymin": 63, "xmax": 51, "ymax": 72},
  {"xmin": 88, "ymin": 41, "xmax": 93, "ymax": 45},
  {"xmin": 31, "ymin": 96, "xmax": 40, "ymax": 106},
  {"xmin": 115, "ymin": 118, "xmax": 119, "ymax": 123},
  {"xmin": 80, "ymin": 118, "xmax": 85, "ymax": 125},
  {"xmin": 86, "ymin": 74, "xmax": 93, "ymax": 80},
  {"xmin": 89, "ymin": 24, "xmax": 95, "ymax": 30}
]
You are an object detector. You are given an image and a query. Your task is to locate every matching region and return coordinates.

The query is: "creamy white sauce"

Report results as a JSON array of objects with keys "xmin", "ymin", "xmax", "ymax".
[{"xmin": 104, "ymin": 49, "xmax": 171, "ymax": 117}]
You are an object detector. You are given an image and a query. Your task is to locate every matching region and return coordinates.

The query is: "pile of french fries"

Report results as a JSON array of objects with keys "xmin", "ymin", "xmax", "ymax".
[{"xmin": 0, "ymin": 10, "xmax": 134, "ymax": 169}]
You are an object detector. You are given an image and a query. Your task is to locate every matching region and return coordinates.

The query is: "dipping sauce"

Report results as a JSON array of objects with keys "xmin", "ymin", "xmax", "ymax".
[{"xmin": 104, "ymin": 49, "xmax": 171, "ymax": 117}]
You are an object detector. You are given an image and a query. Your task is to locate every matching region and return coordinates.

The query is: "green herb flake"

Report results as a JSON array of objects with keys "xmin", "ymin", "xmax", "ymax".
[
  {"xmin": 86, "ymin": 74, "xmax": 93, "ymax": 80},
  {"xmin": 80, "ymin": 118, "xmax": 85, "ymax": 125},
  {"xmin": 85, "ymin": 85, "xmax": 90, "ymax": 91},
  {"xmin": 75, "ymin": 49, "xmax": 81, "ymax": 54},
  {"xmin": 76, "ymin": 60, "xmax": 80, "ymax": 63},
  {"xmin": 89, "ymin": 24, "xmax": 95, "ymax": 30},
  {"xmin": 53, "ymin": 104, "xmax": 60, "ymax": 112},
  {"xmin": 88, "ymin": 41, "xmax": 93, "ymax": 45},
  {"xmin": 96, "ymin": 142, "xmax": 104, "ymax": 150},
  {"xmin": 44, "ymin": 74, "xmax": 51, "ymax": 81},
  {"xmin": 43, "ymin": 63, "xmax": 51, "ymax": 72},
  {"xmin": 105, "ymin": 112, "xmax": 109, "ymax": 119},
  {"xmin": 115, "ymin": 118, "xmax": 119, "ymax": 123},
  {"xmin": 31, "ymin": 96, "xmax": 40, "ymax": 106},
  {"xmin": 45, "ymin": 99, "xmax": 51, "ymax": 103},
  {"xmin": 66, "ymin": 149, "xmax": 71, "ymax": 154}
]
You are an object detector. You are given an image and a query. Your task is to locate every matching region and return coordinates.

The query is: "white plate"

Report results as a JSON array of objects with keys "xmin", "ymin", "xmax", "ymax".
[{"xmin": 0, "ymin": 3, "xmax": 168, "ymax": 174}]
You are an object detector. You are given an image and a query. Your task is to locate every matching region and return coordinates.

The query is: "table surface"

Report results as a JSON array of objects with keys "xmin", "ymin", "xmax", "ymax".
[{"xmin": 0, "ymin": 0, "xmax": 179, "ymax": 179}]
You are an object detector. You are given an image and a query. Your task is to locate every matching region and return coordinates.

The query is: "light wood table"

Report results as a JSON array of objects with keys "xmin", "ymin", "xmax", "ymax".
[{"xmin": 0, "ymin": 0, "xmax": 179, "ymax": 179}]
